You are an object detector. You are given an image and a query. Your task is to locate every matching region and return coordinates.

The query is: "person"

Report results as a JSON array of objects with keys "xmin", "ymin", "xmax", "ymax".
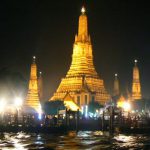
[
  {"xmin": 53, "ymin": 116, "xmax": 57, "ymax": 126},
  {"xmin": 44, "ymin": 116, "xmax": 49, "ymax": 126}
]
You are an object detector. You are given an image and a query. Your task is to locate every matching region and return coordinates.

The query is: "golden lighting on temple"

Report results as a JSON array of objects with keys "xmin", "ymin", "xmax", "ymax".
[
  {"xmin": 50, "ymin": 7, "xmax": 110, "ymax": 105},
  {"xmin": 64, "ymin": 101, "xmax": 80, "ymax": 111},
  {"xmin": 25, "ymin": 56, "xmax": 41, "ymax": 112},
  {"xmin": 132, "ymin": 59, "xmax": 142, "ymax": 100},
  {"xmin": 63, "ymin": 93, "xmax": 81, "ymax": 111}
]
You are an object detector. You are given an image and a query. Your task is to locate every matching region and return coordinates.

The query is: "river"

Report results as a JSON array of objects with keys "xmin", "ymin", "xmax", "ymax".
[{"xmin": 0, "ymin": 131, "xmax": 150, "ymax": 149}]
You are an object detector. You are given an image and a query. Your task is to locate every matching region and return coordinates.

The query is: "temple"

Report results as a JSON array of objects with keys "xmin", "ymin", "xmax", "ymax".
[
  {"xmin": 50, "ymin": 7, "xmax": 110, "ymax": 105},
  {"xmin": 113, "ymin": 74, "xmax": 120, "ymax": 97},
  {"xmin": 25, "ymin": 56, "xmax": 41, "ymax": 112},
  {"xmin": 132, "ymin": 60, "xmax": 142, "ymax": 100}
]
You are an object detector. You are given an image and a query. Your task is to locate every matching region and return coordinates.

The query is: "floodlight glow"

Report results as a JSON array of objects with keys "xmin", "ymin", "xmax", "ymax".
[
  {"xmin": 38, "ymin": 105, "xmax": 42, "ymax": 120},
  {"xmin": 85, "ymin": 105, "xmax": 88, "ymax": 118},
  {"xmin": 0, "ymin": 98, "xmax": 6, "ymax": 113},
  {"xmin": 122, "ymin": 102, "xmax": 131, "ymax": 111},
  {"xmin": 38, "ymin": 113, "xmax": 42, "ymax": 120},
  {"xmin": 14, "ymin": 97, "xmax": 22, "ymax": 107},
  {"xmin": 94, "ymin": 113, "xmax": 97, "ymax": 117},
  {"xmin": 81, "ymin": 106, "xmax": 84, "ymax": 114},
  {"xmin": 89, "ymin": 112, "xmax": 94, "ymax": 118}
]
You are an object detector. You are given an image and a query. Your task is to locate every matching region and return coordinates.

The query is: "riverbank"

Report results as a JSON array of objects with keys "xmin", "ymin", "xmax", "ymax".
[
  {"xmin": 1, "ymin": 124, "xmax": 150, "ymax": 135},
  {"xmin": 0, "ymin": 125, "xmax": 67, "ymax": 133}
]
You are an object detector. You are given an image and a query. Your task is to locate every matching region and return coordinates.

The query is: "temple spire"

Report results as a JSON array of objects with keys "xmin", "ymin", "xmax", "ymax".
[
  {"xmin": 25, "ymin": 56, "xmax": 41, "ymax": 112},
  {"xmin": 81, "ymin": 6, "xmax": 86, "ymax": 14},
  {"xmin": 132, "ymin": 59, "xmax": 142, "ymax": 100},
  {"xmin": 134, "ymin": 59, "xmax": 137, "ymax": 66},
  {"xmin": 50, "ymin": 7, "xmax": 110, "ymax": 105},
  {"xmin": 33, "ymin": 56, "xmax": 36, "ymax": 63},
  {"xmin": 77, "ymin": 6, "xmax": 88, "ymax": 41},
  {"xmin": 113, "ymin": 74, "xmax": 120, "ymax": 96},
  {"xmin": 30, "ymin": 56, "xmax": 37, "ymax": 79}
]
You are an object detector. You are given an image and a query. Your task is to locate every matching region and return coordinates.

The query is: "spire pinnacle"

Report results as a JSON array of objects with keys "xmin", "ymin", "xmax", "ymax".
[
  {"xmin": 33, "ymin": 56, "xmax": 36, "ymax": 63},
  {"xmin": 134, "ymin": 59, "xmax": 138, "ymax": 66},
  {"xmin": 81, "ymin": 6, "xmax": 86, "ymax": 14},
  {"xmin": 39, "ymin": 71, "xmax": 42, "ymax": 77},
  {"xmin": 115, "ymin": 73, "xmax": 118, "ymax": 80},
  {"xmin": 114, "ymin": 73, "xmax": 119, "ymax": 96},
  {"xmin": 78, "ymin": 6, "xmax": 88, "ymax": 41}
]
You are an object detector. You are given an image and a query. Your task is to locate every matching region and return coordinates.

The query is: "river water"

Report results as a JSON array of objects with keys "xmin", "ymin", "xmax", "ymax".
[{"xmin": 0, "ymin": 131, "xmax": 150, "ymax": 150}]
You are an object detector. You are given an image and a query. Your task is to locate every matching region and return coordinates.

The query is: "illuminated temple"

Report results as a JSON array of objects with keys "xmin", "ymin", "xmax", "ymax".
[
  {"xmin": 132, "ymin": 60, "xmax": 142, "ymax": 100},
  {"xmin": 50, "ymin": 7, "xmax": 110, "ymax": 105},
  {"xmin": 25, "ymin": 56, "xmax": 41, "ymax": 112},
  {"xmin": 113, "ymin": 74, "xmax": 120, "ymax": 97}
]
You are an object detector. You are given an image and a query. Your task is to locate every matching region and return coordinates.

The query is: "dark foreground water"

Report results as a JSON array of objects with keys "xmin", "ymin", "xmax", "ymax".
[{"xmin": 0, "ymin": 131, "xmax": 150, "ymax": 150}]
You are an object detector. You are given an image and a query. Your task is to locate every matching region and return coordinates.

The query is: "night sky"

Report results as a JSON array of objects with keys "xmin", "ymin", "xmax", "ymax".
[{"xmin": 0, "ymin": 0, "xmax": 150, "ymax": 100}]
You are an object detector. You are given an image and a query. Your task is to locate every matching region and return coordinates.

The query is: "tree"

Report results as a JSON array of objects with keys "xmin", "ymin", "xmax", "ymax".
[
  {"xmin": 43, "ymin": 100, "xmax": 65, "ymax": 115},
  {"xmin": 88, "ymin": 101, "xmax": 103, "ymax": 113}
]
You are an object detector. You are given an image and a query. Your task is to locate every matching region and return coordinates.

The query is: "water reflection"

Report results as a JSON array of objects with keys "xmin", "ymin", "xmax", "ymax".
[
  {"xmin": 0, "ymin": 131, "xmax": 150, "ymax": 149},
  {"xmin": 113, "ymin": 134, "xmax": 150, "ymax": 149}
]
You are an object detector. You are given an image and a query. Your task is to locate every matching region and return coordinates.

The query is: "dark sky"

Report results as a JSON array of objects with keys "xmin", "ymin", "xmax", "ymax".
[{"xmin": 0, "ymin": 0, "xmax": 150, "ymax": 100}]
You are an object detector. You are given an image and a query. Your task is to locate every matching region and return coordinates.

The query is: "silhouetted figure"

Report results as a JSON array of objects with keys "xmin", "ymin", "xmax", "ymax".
[
  {"xmin": 45, "ymin": 116, "xmax": 49, "ymax": 126},
  {"xmin": 53, "ymin": 116, "xmax": 57, "ymax": 126}
]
